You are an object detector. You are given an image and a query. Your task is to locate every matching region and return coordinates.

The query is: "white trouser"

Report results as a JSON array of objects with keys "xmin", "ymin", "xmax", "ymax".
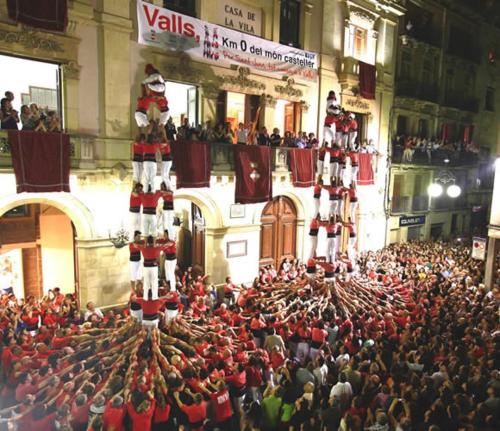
[
  {"xmin": 350, "ymin": 202, "xmax": 358, "ymax": 223},
  {"xmin": 335, "ymin": 162, "xmax": 343, "ymax": 179},
  {"xmin": 129, "ymin": 261, "xmax": 142, "ymax": 281},
  {"xmin": 135, "ymin": 111, "xmax": 149, "ymax": 128},
  {"xmin": 351, "ymin": 166, "xmax": 359, "ymax": 186},
  {"xmin": 161, "ymin": 160, "xmax": 173, "ymax": 189},
  {"xmin": 317, "ymin": 157, "xmax": 325, "ymax": 177},
  {"xmin": 309, "ymin": 236, "xmax": 318, "ymax": 259},
  {"xmin": 143, "ymin": 161, "xmax": 156, "ymax": 192},
  {"xmin": 143, "ymin": 213, "xmax": 157, "ymax": 237},
  {"xmin": 132, "ymin": 161, "xmax": 143, "ymax": 184},
  {"xmin": 159, "ymin": 110, "xmax": 170, "ymax": 126},
  {"xmin": 130, "ymin": 309, "xmax": 143, "ymax": 321},
  {"xmin": 297, "ymin": 342, "xmax": 310, "ymax": 363},
  {"xmin": 143, "ymin": 266, "xmax": 159, "ymax": 300},
  {"xmin": 130, "ymin": 212, "xmax": 141, "ymax": 234},
  {"xmin": 327, "ymin": 237, "xmax": 336, "ymax": 263},
  {"xmin": 341, "ymin": 133, "xmax": 349, "ymax": 149},
  {"xmin": 164, "ymin": 258, "xmax": 177, "ymax": 289},
  {"xmin": 329, "ymin": 199, "xmax": 340, "ymax": 217},
  {"xmin": 323, "ymin": 124, "xmax": 335, "ymax": 144},
  {"xmin": 142, "ymin": 318, "xmax": 159, "ymax": 328},
  {"xmin": 161, "ymin": 210, "xmax": 174, "ymax": 238},
  {"xmin": 330, "ymin": 161, "xmax": 339, "ymax": 179},
  {"xmin": 314, "ymin": 198, "xmax": 321, "ymax": 217},
  {"xmin": 349, "ymin": 131, "xmax": 358, "ymax": 150},
  {"xmin": 348, "ymin": 237, "xmax": 357, "ymax": 261},
  {"xmin": 165, "ymin": 308, "xmax": 178, "ymax": 322},
  {"xmin": 335, "ymin": 234, "xmax": 341, "ymax": 256}
]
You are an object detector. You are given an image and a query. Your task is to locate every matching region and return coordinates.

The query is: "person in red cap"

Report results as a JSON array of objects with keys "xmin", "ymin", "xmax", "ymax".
[
  {"xmin": 328, "ymin": 181, "xmax": 342, "ymax": 219},
  {"xmin": 344, "ymin": 221, "xmax": 357, "ymax": 262},
  {"xmin": 140, "ymin": 188, "xmax": 162, "ymax": 237},
  {"xmin": 317, "ymin": 144, "xmax": 327, "ymax": 180},
  {"xmin": 329, "ymin": 143, "xmax": 342, "ymax": 185},
  {"xmin": 135, "ymin": 63, "xmax": 169, "ymax": 128},
  {"xmin": 142, "ymin": 131, "xmax": 159, "ymax": 194},
  {"xmin": 308, "ymin": 215, "xmax": 320, "ymax": 259},
  {"xmin": 136, "ymin": 235, "xmax": 170, "ymax": 300},
  {"xmin": 159, "ymin": 140, "xmax": 173, "ymax": 191},
  {"xmin": 158, "ymin": 230, "xmax": 177, "ymax": 290},
  {"xmin": 306, "ymin": 258, "xmax": 316, "ymax": 278},
  {"xmin": 158, "ymin": 182, "xmax": 174, "ymax": 239},
  {"xmin": 326, "ymin": 215, "xmax": 338, "ymax": 263},
  {"xmin": 346, "ymin": 112, "xmax": 358, "ymax": 150},
  {"xmin": 129, "ymin": 183, "xmax": 143, "ymax": 236},
  {"xmin": 131, "ymin": 133, "xmax": 145, "ymax": 185},
  {"xmin": 313, "ymin": 178, "xmax": 323, "ymax": 218},
  {"xmin": 323, "ymin": 91, "xmax": 340, "ymax": 145}
]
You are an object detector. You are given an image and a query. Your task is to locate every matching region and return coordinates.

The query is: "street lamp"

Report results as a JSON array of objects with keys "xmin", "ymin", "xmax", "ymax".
[{"xmin": 427, "ymin": 160, "xmax": 461, "ymax": 199}]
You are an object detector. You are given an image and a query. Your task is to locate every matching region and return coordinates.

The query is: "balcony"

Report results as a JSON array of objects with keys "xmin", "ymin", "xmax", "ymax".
[
  {"xmin": 412, "ymin": 195, "xmax": 429, "ymax": 212},
  {"xmin": 0, "ymin": 130, "xmax": 299, "ymax": 176},
  {"xmin": 395, "ymin": 79, "xmax": 439, "ymax": 103},
  {"xmin": 391, "ymin": 144, "xmax": 479, "ymax": 167},
  {"xmin": 391, "ymin": 196, "xmax": 410, "ymax": 214},
  {"xmin": 443, "ymin": 93, "xmax": 479, "ymax": 113}
]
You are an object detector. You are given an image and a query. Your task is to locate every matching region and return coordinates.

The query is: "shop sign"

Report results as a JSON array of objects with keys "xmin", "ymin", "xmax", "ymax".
[
  {"xmin": 137, "ymin": 1, "xmax": 318, "ymax": 82},
  {"xmin": 341, "ymin": 94, "xmax": 372, "ymax": 114},
  {"xmin": 216, "ymin": 1, "xmax": 262, "ymax": 36},
  {"xmin": 471, "ymin": 237, "xmax": 486, "ymax": 260},
  {"xmin": 399, "ymin": 215, "xmax": 426, "ymax": 227}
]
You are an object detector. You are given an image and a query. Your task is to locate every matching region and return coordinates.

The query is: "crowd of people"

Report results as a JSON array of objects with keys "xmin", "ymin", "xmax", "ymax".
[
  {"xmin": 0, "ymin": 241, "xmax": 498, "ymax": 431},
  {"xmin": 392, "ymin": 135, "xmax": 480, "ymax": 164},
  {"xmin": 0, "ymin": 91, "xmax": 61, "ymax": 132}
]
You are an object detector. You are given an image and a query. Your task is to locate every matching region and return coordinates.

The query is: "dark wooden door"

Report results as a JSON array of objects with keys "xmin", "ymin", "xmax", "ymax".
[
  {"xmin": 259, "ymin": 196, "xmax": 297, "ymax": 269},
  {"xmin": 191, "ymin": 203, "xmax": 205, "ymax": 277}
]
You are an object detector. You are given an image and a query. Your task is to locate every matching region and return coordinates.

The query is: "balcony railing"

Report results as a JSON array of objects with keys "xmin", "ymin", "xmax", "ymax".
[
  {"xmin": 391, "ymin": 196, "xmax": 410, "ymax": 214},
  {"xmin": 391, "ymin": 144, "xmax": 479, "ymax": 167},
  {"xmin": 443, "ymin": 93, "xmax": 479, "ymax": 113},
  {"xmin": 412, "ymin": 195, "xmax": 429, "ymax": 212},
  {"xmin": 0, "ymin": 130, "xmax": 300, "ymax": 176},
  {"xmin": 395, "ymin": 80, "xmax": 439, "ymax": 103}
]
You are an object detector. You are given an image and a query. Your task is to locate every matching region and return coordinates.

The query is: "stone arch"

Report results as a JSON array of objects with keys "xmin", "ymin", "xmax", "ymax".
[
  {"xmin": 0, "ymin": 193, "xmax": 96, "ymax": 239},
  {"xmin": 173, "ymin": 189, "xmax": 224, "ymax": 229}
]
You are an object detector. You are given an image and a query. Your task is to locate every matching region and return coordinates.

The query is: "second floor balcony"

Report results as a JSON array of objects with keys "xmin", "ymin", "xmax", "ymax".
[
  {"xmin": 443, "ymin": 93, "xmax": 479, "ymax": 113},
  {"xmin": 395, "ymin": 79, "xmax": 439, "ymax": 103},
  {"xmin": 391, "ymin": 143, "xmax": 480, "ymax": 167}
]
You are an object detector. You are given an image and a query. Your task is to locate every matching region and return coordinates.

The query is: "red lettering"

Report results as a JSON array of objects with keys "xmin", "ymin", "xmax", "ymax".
[
  {"xmin": 183, "ymin": 23, "xmax": 195, "ymax": 37},
  {"xmin": 158, "ymin": 15, "xmax": 171, "ymax": 31},
  {"xmin": 178, "ymin": 15, "xmax": 182, "ymax": 35},
  {"xmin": 143, "ymin": 4, "xmax": 159, "ymax": 27},
  {"xmin": 172, "ymin": 13, "xmax": 176, "ymax": 32}
]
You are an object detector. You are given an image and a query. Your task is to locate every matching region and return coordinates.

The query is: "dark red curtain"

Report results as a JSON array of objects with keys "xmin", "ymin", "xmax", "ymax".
[
  {"xmin": 358, "ymin": 61, "xmax": 376, "ymax": 100},
  {"xmin": 358, "ymin": 153, "xmax": 374, "ymax": 186},
  {"xmin": 7, "ymin": 0, "xmax": 68, "ymax": 32},
  {"xmin": 171, "ymin": 141, "xmax": 211, "ymax": 189},
  {"xmin": 9, "ymin": 131, "xmax": 70, "ymax": 193},
  {"xmin": 234, "ymin": 146, "xmax": 272, "ymax": 204},
  {"xmin": 289, "ymin": 148, "xmax": 315, "ymax": 187}
]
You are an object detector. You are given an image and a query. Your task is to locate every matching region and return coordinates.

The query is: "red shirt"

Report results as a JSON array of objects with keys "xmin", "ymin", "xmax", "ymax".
[
  {"xmin": 103, "ymin": 402, "xmax": 126, "ymax": 431},
  {"xmin": 153, "ymin": 402, "xmax": 171, "ymax": 424},
  {"xmin": 138, "ymin": 245, "xmax": 166, "ymax": 263},
  {"xmin": 136, "ymin": 299, "xmax": 165, "ymax": 315},
  {"xmin": 132, "ymin": 142, "xmax": 143, "ymax": 159},
  {"xmin": 313, "ymin": 184, "xmax": 322, "ymax": 197},
  {"xmin": 130, "ymin": 193, "xmax": 142, "ymax": 211},
  {"xmin": 311, "ymin": 327, "xmax": 328, "ymax": 343},
  {"xmin": 349, "ymin": 151, "xmax": 359, "ymax": 165},
  {"xmin": 127, "ymin": 400, "xmax": 156, "ymax": 431},
  {"xmin": 140, "ymin": 192, "xmax": 161, "ymax": 210},
  {"xmin": 210, "ymin": 389, "xmax": 232, "ymax": 423},
  {"xmin": 32, "ymin": 412, "xmax": 57, "ymax": 431},
  {"xmin": 181, "ymin": 401, "xmax": 207, "ymax": 427},
  {"xmin": 71, "ymin": 401, "xmax": 90, "ymax": 428}
]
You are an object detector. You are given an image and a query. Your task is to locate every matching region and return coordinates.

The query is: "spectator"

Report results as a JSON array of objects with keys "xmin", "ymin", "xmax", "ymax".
[
  {"xmin": 270, "ymin": 127, "xmax": 282, "ymax": 147},
  {"xmin": 84, "ymin": 301, "xmax": 103, "ymax": 321},
  {"xmin": 236, "ymin": 122, "xmax": 248, "ymax": 145},
  {"xmin": 0, "ymin": 97, "xmax": 19, "ymax": 129},
  {"xmin": 257, "ymin": 126, "xmax": 270, "ymax": 146},
  {"xmin": 165, "ymin": 117, "xmax": 176, "ymax": 141}
]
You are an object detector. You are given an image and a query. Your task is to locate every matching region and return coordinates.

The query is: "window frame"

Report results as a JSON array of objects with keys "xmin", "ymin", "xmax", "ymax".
[
  {"xmin": 164, "ymin": 0, "xmax": 196, "ymax": 17},
  {"xmin": 279, "ymin": 0, "xmax": 301, "ymax": 48}
]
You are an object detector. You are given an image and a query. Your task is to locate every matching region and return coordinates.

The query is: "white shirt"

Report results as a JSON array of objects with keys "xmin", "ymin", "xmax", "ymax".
[
  {"xmin": 329, "ymin": 381, "xmax": 353, "ymax": 402},
  {"xmin": 237, "ymin": 128, "xmax": 248, "ymax": 143},
  {"xmin": 84, "ymin": 308, "xmax": 103, "ymax": 321}
]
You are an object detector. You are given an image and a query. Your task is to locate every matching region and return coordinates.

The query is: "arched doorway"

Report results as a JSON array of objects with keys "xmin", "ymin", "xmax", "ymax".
[
  {"xmin": 0, "ymin": 203, "xmax": 76, "ymax": 298},
  {"xmin": 174, "ymin": 200, "xmax": 206, "ymax": 277},
  {"xmin": 259, "ymin": 196, "xmax": 297, "ymax": 269}
]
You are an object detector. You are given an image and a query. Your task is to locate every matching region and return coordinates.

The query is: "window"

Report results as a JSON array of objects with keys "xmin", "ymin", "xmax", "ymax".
[
  {"xmin": 400, "ymin": 51, "xmax": 412, "ymax": 79},
  {"xmin": 418, "ymin": 119, "xmax": 428, "ymax": 138},
  {"xmin": 354, "ymin": 27, "xmax": 367, "ymax": 59},
  {"xmin": 422, "ymin": 58, "xmax": 434, "ymax": 84},
  {"xmin": 164, "ymin": 0, "xmax": 196, "ymax": 17},
  {"xmin": 396, "ymin": 115, "xmax": 408, "ymax": 135},
  {"xmin": 485, "ymin": 87, "xmax": 495, "ymax": 111},
  {"xmin": 280, "ymin": 0, "xmax": 301, "ymax": 48},
  {"xmin": 445, "ymin": 69, "xmax": 455, "ymax": 93}
]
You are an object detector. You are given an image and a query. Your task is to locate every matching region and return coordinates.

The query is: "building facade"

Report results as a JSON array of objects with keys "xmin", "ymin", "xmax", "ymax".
[
  {"xmin": 0, "ymin": 0, "xmax": 404, "ymax": 306},
  {"xmin": 387, "ymin": 0, "xmax": 500, "ymax": 244}
]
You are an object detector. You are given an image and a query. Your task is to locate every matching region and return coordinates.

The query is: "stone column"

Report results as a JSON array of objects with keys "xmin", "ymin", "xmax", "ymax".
[{"xmin": 302, "ymin": 2, "xmax": 314, "ymax": 51}]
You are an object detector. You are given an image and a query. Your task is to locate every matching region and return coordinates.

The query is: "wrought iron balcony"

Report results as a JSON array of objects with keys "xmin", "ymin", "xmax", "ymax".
[{"xmin": 395, "ymin": 80, "xmax": 439, "ymax": 103}]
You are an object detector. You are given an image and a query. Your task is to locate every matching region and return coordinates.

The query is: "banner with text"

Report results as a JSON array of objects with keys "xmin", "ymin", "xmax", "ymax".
[{"xmin": 137, "ymin": 1, "xmax": 318, "ymax": 82}]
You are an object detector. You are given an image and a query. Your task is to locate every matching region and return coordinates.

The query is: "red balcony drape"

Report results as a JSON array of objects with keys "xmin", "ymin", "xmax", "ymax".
[
  {"xmin": 288, "ymin": 148, "xmax": 315, "ymax": 187},
  {"xmin": 358, "ymin": 153, "xmax": 374, "ymax": 186},
  {"xmin": 234, "ymin": 146, "xmax": 272, "ymax": 204},
  {"xmin": 358, "ymin": 61, "xmax": 376, "ymax": 100},
  {"xmin": 8, "ymin": 131, "xmax": 71, "ymax": 193},
  {"xmin": 7, "ymin": 0, "xmax": 68, "ymax": 32},
  {"xmin": 171, "ymin": 140, "xmax": 211, "ymax": 189}
]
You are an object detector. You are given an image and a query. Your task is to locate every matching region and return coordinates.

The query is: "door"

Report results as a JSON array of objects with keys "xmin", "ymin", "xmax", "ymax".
[
  {"xmin": 191, "ymin": 203, "xmax": 205, "ymax": 277},
  {"xmin": 259, "ymin": 196, "xmax": 297, "ymax": 269}
]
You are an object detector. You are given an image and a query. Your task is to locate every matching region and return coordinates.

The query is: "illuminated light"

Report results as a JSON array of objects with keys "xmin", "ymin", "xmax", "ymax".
[
  {"xmin": 446, "ymin": 184, "xmax": 461, "ymax": 198},
  {"xmin": 427, "ymin": 183, "xmax": 443, "ymax": 197}
]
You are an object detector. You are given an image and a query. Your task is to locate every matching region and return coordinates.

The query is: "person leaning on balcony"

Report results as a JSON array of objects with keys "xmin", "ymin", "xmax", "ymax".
[
  {"xmin": 270, "ymin": 128, "xmax": 282, "ymax": 147},
  {"xmin": 237, "ymin": 122, "xmax": 249, "ymax": 145},
  {"xmin": 45, "ymin": 110, "xmax": 61, "ymax": 132},
  {"xmin": 20, "ymin": 104, "xmax": 46, "ymax": 131},
  {"xmin": 0, "ymin": 97, "xmax": 19, "ymax": 130},
  {"xmin": 402, "ymin": 137, "xmax": 414, "ymax": 163}
]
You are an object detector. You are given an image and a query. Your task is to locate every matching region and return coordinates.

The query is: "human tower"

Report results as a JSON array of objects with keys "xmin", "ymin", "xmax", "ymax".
[{"xmin": 308, "ymin": 91, "xmax": 360, "ymax": 274}]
